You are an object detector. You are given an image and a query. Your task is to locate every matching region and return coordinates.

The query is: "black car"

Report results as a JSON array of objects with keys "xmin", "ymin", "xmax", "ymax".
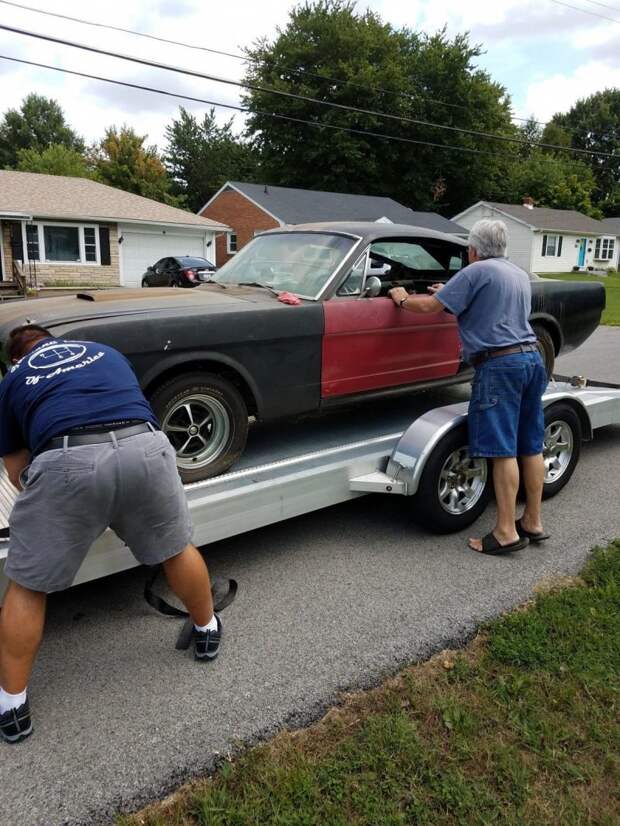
[
  {"xmin": 141, "ymin": 256, "xmax": 216, "ymax": 288},
  {"xmin": 0, "ymin": 222, "xmax": 605, "ymax": 483}
]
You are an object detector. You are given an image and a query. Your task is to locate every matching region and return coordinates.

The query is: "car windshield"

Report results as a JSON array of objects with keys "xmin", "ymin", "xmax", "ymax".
[
  {"xmin": 177, "ymin": 257, "xmax": 213, "ymax": 268},
  {"xmin": 213, "ymin": 232, "xmax": 358, "ymax": 299}
]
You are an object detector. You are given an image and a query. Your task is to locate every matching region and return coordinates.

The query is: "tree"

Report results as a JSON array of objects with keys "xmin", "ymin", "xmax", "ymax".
[
  {"xmin": 241, "ymin": 0, "xmax": 517, "ymax": 215},
  {"xmin": 164, "ymin": 107, "xmax": 259, "ymax": 212},
  {"xmin": 93, "ymin": 126, "xmax": 182, "ymax": 206},
  {"xmin": 16, "ymin": 144, "xmax": 93, "ymax": 178},
  {"xmin": 0, "ymin": 94, "xmax": 83, "ymax": 169},
  {"xmin": 550, "ymin": 89, "xmax": 620, "ymax": 215}
]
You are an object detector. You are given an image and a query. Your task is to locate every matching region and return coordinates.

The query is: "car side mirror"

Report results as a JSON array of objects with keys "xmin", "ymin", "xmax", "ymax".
[
  {"xmin": 363, "ymin": 276, "xmax": 382, "ymax": 298},
  {"xmin": 147, "ymin": 266, "xmax": 154, "ymax": 272}
]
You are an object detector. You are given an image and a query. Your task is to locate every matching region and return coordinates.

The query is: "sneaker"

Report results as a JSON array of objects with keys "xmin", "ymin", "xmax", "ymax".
[
  {"xmin": 193, "ymin": 614, "xmax": 222, "ymax": 661},
  {"xmin": 0, "ymin": 699, "xmax": 33, "ymax": 744}
]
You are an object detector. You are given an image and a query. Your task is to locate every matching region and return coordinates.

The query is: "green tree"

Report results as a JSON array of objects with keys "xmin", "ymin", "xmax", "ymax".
[
  {"xmin": 241, "ymin": 0, "xmax": 516, "ymax": 215},
  {"xmin": 164, "ymin": 107, "xmax": 259, "ymax": 212},
  {"xmin": 16, "ymin": 143, "xmax": 93, "ymax": 178},
  {"xmin": 93, "ymin": 126, "xmax": 182, "ymax": 206},
  {"xmin": 550, "ymin": 89, "xmax": 620, "ymax": 215},
  {"xmin": 0, "ymin": 93, "xmax": 83, "ymax": 169}
]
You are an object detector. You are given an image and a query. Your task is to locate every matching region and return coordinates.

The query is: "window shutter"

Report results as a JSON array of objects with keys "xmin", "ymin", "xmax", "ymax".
[
  {"xmin": 99, "ymin": 226, "xmax": 111, "ymax": 265},
  {"xmin": 557, "ymin": 236, "xmax": 563, "ymax": 257},
  {"xmin": 9, "ymin": 222, "xmax": 24, "ymax": 261},
  {"xmin": 595, "ymin": 239, "xmax": 601, "ymax": 259},
  {"xmin": 542, "ymin": 235, "xmax": 547, "ymax": 257}
]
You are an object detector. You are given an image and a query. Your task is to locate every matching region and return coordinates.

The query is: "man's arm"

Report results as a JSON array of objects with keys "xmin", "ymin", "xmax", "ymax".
[
  {"xmin": 3, "ymin": 449, "xmax": 31, "ymax": 490},
  {"xmin": 388, "ymin": 286, "xmax": 444, "ymax": 314}
]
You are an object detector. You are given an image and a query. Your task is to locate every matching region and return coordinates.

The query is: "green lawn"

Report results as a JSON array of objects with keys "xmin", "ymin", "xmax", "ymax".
[
  {"xmin": 540, "ymin": 272, "xmax": 620, "ymax": 326},
  {"xmin": 120, "ymin": 542, "xmax": 620, "ymax": 826}
]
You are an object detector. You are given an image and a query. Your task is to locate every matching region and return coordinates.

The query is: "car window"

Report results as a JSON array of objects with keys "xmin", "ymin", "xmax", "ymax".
[
  {"xmin": 177, "ymin": 257, "xmax": 208, "ymax": 268},
  {"xmin": 371, "ymin": 242, "xmax": 445, "ymax": 271},
  {"xmin": 214, "ymin": 232, "xmax": 358, "ymax": 299},
  {"xmin": 153, "ymin": 258, "xmax": 166, "ymax": 273}
]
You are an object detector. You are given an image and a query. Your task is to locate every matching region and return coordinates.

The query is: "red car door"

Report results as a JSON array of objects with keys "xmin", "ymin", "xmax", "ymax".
[{"xmin": 321, "ymin": 239, "xmax": 463, "ymax": 399}]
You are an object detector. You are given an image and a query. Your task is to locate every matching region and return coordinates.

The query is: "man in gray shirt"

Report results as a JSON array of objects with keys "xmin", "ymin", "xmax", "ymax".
[{"xmin": 389, "ymin": 219, "xmax": 549, "ymax": 555}]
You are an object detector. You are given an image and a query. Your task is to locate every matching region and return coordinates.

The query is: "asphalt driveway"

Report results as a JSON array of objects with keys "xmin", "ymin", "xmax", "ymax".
[{"xmin": 2, "ymin": 326, "xmax": 619, "ymax": 826}]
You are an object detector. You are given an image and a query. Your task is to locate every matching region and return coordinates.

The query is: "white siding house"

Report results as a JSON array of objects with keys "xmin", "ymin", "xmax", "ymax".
[
  {"xmin": 601, "ymin": 218, "xmax": 620, "ymax": 270},
  {"xmin": 453, "ymin": 200, "xmax": 614, "ymax": 275}
]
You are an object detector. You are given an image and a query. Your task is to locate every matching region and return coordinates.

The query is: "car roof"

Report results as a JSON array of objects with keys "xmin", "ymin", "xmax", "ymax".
[{"xmin": 258, "ymin": 221, "xmax": 468, "ymax": 247}]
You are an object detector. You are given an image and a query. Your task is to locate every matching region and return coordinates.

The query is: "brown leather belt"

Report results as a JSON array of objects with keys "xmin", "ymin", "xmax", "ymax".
[{"xmin": 470, "ymin": 343, "xmax": 538, "ymax": 367}]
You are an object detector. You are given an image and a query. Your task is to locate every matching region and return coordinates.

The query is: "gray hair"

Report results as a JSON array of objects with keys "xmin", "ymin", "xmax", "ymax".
[{"xmin": 468, "ymin": 219, "xmax": 508, "ymax": 259}]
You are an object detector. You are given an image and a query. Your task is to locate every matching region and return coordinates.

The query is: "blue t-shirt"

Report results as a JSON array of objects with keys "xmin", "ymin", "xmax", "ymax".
[
  {"xmin": 435, "ymin": 257, "xmax": 536, "ymax": 362},
  {"xmin": 0, "ymin": 338, "xmax": 158, "ymax": 456}
]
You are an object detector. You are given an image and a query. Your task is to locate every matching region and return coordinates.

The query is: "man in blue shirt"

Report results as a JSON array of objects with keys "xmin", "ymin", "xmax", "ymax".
[
  {"xmin": 389, "ymin": 219, "xmax": 549, "ymax": 556},
  {"xmin": 0, "ymin": 325, "xmax": 225, "ymax": 744}
]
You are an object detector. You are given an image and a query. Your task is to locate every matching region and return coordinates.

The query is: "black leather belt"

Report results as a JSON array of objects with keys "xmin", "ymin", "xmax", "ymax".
[
  {"xmin": 470, "ymin": 343, "xmax": 538, "ymax": 367},
  {"xmin": 39, "ymin": 422, "xmax": 155, "ymax": 454}
]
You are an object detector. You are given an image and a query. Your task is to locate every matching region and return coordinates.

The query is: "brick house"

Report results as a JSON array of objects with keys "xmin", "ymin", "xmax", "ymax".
[
  {"xmin": 0, "ymin": 170, "xmax": 229, "ymax": 290},
  {"xmin": 199, "ymin": 181, "xmax": 467, "ymax": 267}
]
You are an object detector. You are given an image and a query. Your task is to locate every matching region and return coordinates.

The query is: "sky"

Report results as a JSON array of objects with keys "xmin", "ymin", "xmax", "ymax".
[{"xmin": 0, "ymin": 0, "xmax": 619, "ymax": 151}]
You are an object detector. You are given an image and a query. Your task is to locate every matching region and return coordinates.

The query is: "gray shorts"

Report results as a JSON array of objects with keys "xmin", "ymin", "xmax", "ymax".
[{"xmin": 6, "ymin": 430, "xmax": 193, "ymax": 593}]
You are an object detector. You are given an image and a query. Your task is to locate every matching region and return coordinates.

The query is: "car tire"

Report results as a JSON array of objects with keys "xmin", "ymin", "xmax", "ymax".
[
  {"xmin": 149, "ymin": 372, "xmax": 249, "ymax": 483},
  {"xmin": 541, "ymin": 402, "xmax": 582, "ymax": 499},
  {"xmin": 411, "ymin": 424, "xmax": 491, "ymax": 533},
  {"xmin": 532, "ymin": 323, "xmax": 555, "ymax": 378},
  {"xmin": 141, "ymin": 279, "xmax": 149, "ymax": 288}
]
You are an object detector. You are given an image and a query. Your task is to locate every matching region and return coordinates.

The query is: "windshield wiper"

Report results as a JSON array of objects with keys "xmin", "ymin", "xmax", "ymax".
[{"xmin": 237, "ymin": 281, "xmax": 279, "ymax": 296}]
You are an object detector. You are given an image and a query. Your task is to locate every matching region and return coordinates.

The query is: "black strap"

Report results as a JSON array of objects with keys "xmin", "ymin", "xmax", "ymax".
[
  {"xmin": 144, "ymin": 565, "xmax": 238, "ymax": 649},
  {"xmin": 552, "ymin": 374, "xmax": 620, "ymax": 390}
]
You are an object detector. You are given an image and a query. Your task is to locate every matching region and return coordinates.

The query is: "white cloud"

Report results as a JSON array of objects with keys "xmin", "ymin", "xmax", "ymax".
[{"xmin": 524, "ymin": 61, "xmax": 620, "ymax": 121}]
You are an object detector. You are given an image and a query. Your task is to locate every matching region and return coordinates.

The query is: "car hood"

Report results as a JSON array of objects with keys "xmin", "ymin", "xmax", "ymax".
[{"xmin": 0, "ymin": 285, "xmax": 288, "ymax": 340}]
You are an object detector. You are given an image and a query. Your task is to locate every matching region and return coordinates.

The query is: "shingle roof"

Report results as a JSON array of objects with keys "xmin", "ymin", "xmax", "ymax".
[
  {"xmin": 601, "ymin": 217, "xmax": 620, "ymax": 235},
  {"xmin": 0, "ymin": 170, "xmax": 229, "ymax": 230},
  {"xmin": 482, "ymin": 202, "xmax": 604, "ymax": 234},
  {"xmin": 223, "ymin": 181, "xmax": 467, "ymax": 234}
]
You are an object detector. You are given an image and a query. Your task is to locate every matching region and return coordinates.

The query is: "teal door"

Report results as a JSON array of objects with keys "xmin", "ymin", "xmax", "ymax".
[{"xmin": 578, "ymin": 239, "xmax": 586, "ymax": 267}]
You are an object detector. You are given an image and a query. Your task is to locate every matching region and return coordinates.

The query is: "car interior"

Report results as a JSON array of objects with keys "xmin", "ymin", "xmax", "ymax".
[{"xmin": 338, "ymin": 238, "xmax": 467, "ymax": 298}]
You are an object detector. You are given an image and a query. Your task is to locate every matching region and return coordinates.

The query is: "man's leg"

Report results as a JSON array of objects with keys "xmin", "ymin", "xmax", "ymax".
[
  {"xmin": 162, "ymin": 543, "xmax": 214, "ymax": 627},
  {"xmin": 0, "ymin": 581, "xmax": 46, "ymax": 694},
  {"xmin": 519, "ymin": 453, "xmax": 545, "ymax": 534},
  {"xmin": 469, "ymin": 457, "xmax": 520, "ymax": 551}
]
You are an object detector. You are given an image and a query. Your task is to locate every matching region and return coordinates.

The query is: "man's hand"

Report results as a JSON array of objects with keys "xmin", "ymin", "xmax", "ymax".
[
  {"xmin": 388, "ymin": 287, "xmax": 408, "ymax": 306},
  {"xmin": 427, "ymin": 283, "xmax": 445, "ymax": 295},
  {"xmin": 3, "ymin": 449, "xmax": 31, "ymax": 490}
]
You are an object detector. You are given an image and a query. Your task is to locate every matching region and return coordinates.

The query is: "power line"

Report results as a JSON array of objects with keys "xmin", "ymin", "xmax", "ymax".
[
  {"xmin": 0, "ymin": 0, "xmax": 576, "ymax": 129},
  {"xmin": 550, "ymin": 0, "xmax": 620, "ymax": 23},
  {"xmin": 1, "ymin": 52, "xmax": 610, "ymax": 171},
  {"xmin": 0, "ymin": 21, "xmax": 616, "ymax": 161},
  {"xmin": 582, "ymin": 0, "xmax": 620, "ymax": 13}
]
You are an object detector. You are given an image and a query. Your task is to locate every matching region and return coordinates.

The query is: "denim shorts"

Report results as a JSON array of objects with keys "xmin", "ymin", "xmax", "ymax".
[{"xmin": 468, "ymin": 351, "xmax": 548, "ymax": 458}]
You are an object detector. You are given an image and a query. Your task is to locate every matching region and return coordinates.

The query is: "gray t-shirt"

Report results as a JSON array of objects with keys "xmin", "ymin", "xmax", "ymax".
[{"xmin": 435, "ymin": 257, "xmax": 536, "ymax": 362}]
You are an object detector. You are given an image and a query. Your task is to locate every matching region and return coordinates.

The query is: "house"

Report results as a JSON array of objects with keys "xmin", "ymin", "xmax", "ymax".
[
  {"xmin": 199, "ymin": 181, "xmax": 468, "ymax": 267},
  {"xmin": 601, "ymin": 217, "xmax": 620, "ymax": 270},
  {"xmin": 0, "ymin": 170, "xmax": 230, "ymax": 290},
  {"xmin": 453, "ymin": 199, "xmax": 616, "ymax": 274}
]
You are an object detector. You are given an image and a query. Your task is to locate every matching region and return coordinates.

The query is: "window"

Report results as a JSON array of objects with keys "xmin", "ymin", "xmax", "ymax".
[
  {"xmin": 542, "ymin": 235, "xmax": 563, "ymax": 257},
  {"xmin": 227, "ymin": 232, "xmax": 238, "ymax": 254},
  {"xmin": 25, "ymin": 225, "xmax": 39, "ymax": 261},
  {"xmin": 22, "ymin": 223, "xmax": 101, "ymax": 265},
  {"xmin": 595, "ymin": 237, "xmax": 615, "ymax": 261}
]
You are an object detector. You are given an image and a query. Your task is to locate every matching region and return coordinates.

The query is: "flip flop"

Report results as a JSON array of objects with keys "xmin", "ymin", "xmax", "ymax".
[
  {"xmin": 470, "ymin": 532, "xmax": 529, "ymax": 555},
  {"xmin": 515, "ymin": 518, "xmax": 550, "ymax": 543}
]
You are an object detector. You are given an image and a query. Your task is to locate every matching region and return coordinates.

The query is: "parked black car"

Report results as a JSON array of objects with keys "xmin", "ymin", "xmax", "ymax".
[{"xmin": 141, "ymin": 256, "xmax": 216, "ymax": 288}]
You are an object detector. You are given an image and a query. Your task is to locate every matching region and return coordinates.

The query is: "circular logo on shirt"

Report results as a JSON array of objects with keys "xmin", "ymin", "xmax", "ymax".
[{"xmin": 28, "ymin": 342, "xmax": 88, "ymax": 370}]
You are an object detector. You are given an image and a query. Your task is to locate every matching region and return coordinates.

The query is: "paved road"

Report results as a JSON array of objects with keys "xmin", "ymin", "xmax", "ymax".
[{"xmin": 2, "ymin": 327, "xmax": 620, "ymax": 826}]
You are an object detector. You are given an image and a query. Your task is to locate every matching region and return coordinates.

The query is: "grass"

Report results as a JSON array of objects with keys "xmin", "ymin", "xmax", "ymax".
[
  {"xmin": 540, "ymin": 272, "xmax": 620, "ymax": 326},
  {"xmin": 119, "ymin": 542, "xmax": 620, "ymax": 826}
]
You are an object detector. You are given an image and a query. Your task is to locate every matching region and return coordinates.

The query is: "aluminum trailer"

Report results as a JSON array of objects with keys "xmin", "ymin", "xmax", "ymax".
[{"xmin": 1, "ymin": 377, "xmax": 620, "ymax": 601}]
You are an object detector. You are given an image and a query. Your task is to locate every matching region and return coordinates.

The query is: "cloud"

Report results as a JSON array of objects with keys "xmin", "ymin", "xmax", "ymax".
[{"xmin": 524, "ymin": 60, "xmax": 620, "ymax": 121}]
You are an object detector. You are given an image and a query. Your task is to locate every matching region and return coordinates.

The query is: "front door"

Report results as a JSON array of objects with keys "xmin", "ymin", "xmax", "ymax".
[
  {"xmin": 321, "ymin": 238, "xmax": 465, "ymax": 399},
  {"xmin": 578, "ymin": 239, "xmax": 586, "ymax": 268}
]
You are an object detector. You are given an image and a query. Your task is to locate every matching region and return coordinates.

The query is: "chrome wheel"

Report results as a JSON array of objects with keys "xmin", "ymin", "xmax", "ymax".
[
  {"xmin": 162, "ymin": 393, "xmax": 230, "ymax": 470},
  {"xmin": 543, "ymin": 419, "xmax": 573, "ymax": 483},
  {"xmin": 438, "ymin": 447, "xmax": 488, "ymax": 515}
]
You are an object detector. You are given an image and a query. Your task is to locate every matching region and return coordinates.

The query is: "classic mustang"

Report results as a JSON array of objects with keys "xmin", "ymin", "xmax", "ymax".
[{"xmin": 0, "ymin": 223, "xmax": 605, "ymax": 482}]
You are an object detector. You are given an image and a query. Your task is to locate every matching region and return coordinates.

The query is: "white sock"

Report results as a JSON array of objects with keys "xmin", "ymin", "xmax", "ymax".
[
  {"xmin": 0, "ymin": 686, "xmax": 28, "ymax": 714},
  {"xmin": 194, "ymin": 614, "xmax": 218, "ymax": 633}
]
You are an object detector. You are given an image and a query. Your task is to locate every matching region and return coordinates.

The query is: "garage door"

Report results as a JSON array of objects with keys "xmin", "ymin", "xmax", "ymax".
[{"xmin": 120, "ymin": 228, "xmax": 207, "ymax": 287}]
